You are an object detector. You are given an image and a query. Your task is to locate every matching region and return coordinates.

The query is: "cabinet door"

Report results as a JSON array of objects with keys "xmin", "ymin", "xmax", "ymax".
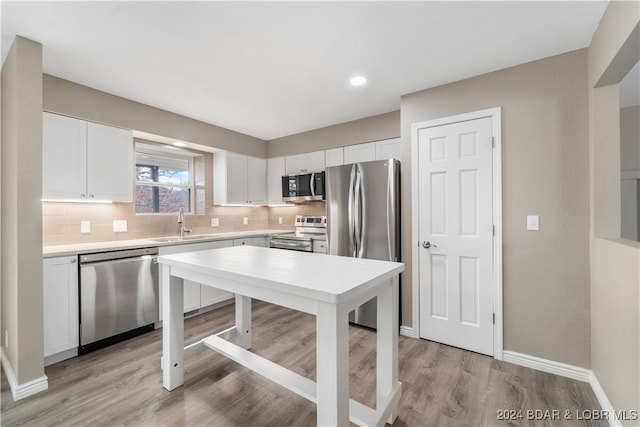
[
  {"xmin": 183, "ymin": 280, "xmax": 201, "ymax": 313},
  {"xmin": 375, "ymin": 138, "xmax": 402, "ymax": 162},
  {"xmin": 304, "ymin": 150, "xmax": 325, "ymax": 172},
  {"xmin": 200, "ymin": 240, "xmax": 234, "ymax": 308},
  {"xmin": 86, "ymin": 122, "xmax": 133, "ymax": 201},
  {"xmin": 267, "ymin": 157, "xmax": 285, "ymax": 205},
  {"xmin": 42, "ymin": 112, "xmax": 87, "ymax": 200},
  {"xmin": 285, "ymin": 154, "xmax": 304, "ymax": 175},
  {"xmin": 247, "ymin": 156, "xmax": 267, "ymax": 205},
  {"xmin": 226, "ymin": 152, "xmax": 249, "ymax": 204},
  {"xmin": 43, "ymin": 256, "xmax": 79, "ymax": 358},
  {"xmin": 344, "ymin": 142, "xmax": 376, "ymax": 164},
  {"xmin": 325, "ymin": 147, "xmax": 344, "ymax": 168}
]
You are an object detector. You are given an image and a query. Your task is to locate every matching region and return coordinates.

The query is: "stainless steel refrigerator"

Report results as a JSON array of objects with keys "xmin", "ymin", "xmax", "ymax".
[{"xmin": 326, "ymin": 159, "xmax": 400, "ymax": 329}]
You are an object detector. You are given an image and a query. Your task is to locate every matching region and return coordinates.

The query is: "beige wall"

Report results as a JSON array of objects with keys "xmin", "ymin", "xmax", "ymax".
[
  {"xmin": 267, "ymin": 111, "xmax": 399, "ymax": 158},
  {"xmin": 588, "ymin": 1, "xmax": 640, "ymax": 422},
  {"xmin": 43, "ymin": 75, "xmax": 268, "ymax": 158},
  {"xmin": 1, "ymin": 37, "xmax": 45, "ymax": 384},
  {"xmin": 401, "ymin": 50, "xmax": 591, "ymax": 367},
  {"xmin": 620, "ymin": 106, "xmax": 640, "ymax": 172}
]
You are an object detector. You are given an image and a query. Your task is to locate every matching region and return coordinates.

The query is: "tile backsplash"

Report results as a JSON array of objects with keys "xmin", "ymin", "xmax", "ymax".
[{"xmin": 42, "ymin": 201, "xmax": 326, "ymax": 246}]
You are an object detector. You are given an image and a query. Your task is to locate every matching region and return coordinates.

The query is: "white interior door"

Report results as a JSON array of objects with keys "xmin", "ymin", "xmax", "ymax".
[{"xmin": 418, "ymin": 117, "xmax": 494, "ymax": 356}]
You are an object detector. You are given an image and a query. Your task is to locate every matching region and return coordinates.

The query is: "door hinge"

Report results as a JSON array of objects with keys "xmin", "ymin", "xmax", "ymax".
[
  {"xmin": 492, "ymin": 224, "xmax": 495, "ymax": 236},
  {"xmin": 492, "ymin": 313, "xmax": 496, "ymax": 324},
  {"xmin": 491, "ymin": 136, "xmax": 495, "ymax": 148}
]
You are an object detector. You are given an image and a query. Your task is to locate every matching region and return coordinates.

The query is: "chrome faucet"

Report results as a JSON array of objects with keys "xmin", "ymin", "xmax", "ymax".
[{"xmin": 177, "ymin": 207, "xmax": 192, "ymax": 239}]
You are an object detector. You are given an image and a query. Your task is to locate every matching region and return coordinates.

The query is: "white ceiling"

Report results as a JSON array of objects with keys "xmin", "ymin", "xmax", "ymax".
[{"xmin": 2, "ymin": 1, "xmax": 608, "ymax": 141}]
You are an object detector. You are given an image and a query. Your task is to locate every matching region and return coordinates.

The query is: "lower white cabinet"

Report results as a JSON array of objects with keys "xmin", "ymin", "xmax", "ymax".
[
  {"xmin": 43, "ymin": 256, "xmax": 79, "ymax": 365},
  {"xmin": 159, "ymin": 239, "xmax": 237, "ymax": 316}
]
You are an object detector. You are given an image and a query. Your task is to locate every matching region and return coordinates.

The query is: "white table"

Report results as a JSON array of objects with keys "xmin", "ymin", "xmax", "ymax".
[{"xmin": 158, "ymin": 246, "xmax": 404, "ymax": 427}]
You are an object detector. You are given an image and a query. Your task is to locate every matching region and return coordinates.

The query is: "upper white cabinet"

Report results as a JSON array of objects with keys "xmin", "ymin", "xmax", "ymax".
[
  {"xmin": 325, "ymin": 147, "xmax": 344, "ymax": 168},
  {"xmin": 43, "ymin": 256, "xmax": 79, "ymax": 364},
  {"xmin": 42, "ymin": 112, "xmax": 133, "ymax": 202},
  {"xmin": 375, "ymin": 138, "xmax": 402, "ymax": 162},
  {"xmin": 344, "ymin": 142, "xmax": 376, "ymax": 164},
  {"xmin": 267, "ymin": 156, "xmax": 285, "ymax": 205},
  {"xmin": 285, "ymin": 150, "xmax": 325, "ymax": 174},
  {"xmin": 343, "ymin": 139, "xmax": 402, "ymax": 164},
  {"xmin": 214, "ymin": 151, "xmax": 267, "ymax": 205}
]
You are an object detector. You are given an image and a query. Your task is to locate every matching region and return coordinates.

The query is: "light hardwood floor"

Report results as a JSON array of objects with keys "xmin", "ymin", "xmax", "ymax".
[{"xmin": 1, "ymin": 300, "xmax": 604, "ymax": 426}]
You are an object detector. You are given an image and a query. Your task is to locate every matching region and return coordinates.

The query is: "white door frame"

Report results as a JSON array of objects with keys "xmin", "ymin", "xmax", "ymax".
[{"xmin": 410, "ymin": 107, "xmax": 503, "ymax": 360}]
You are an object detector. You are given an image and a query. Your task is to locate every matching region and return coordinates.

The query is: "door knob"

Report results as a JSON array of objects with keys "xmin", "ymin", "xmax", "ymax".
[{"xmin": 422, "ymin": 241, "xmax": 437, "ymax": 249}]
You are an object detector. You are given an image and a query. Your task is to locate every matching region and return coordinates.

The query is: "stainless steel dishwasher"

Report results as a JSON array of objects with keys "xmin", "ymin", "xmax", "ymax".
[{"xmin": 79, "ymin": 247, "xmax": 159, "ymax": 354}]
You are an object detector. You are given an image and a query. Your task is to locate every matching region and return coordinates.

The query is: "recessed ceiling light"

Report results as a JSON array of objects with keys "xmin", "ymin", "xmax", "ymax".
[
  {"xmin": 172, "ymin": 141, "xmax": 187, "ymax": 147},
  {"xmin": 350, "ymin": 76, "xmax": 367, "ymax": 87}
]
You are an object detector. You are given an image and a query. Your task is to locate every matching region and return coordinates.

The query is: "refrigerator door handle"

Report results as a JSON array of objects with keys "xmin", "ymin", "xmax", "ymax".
[
  {"xmin": 357, "ymin": 167, "xmax": 366, "ymax": 258},
  {"xmin": 353, "ymin": 168, "xmax": 362, "ymax": 257},
  {"xmin": 348, "ymin": 164, "xmax": 357, "ymax": 257},
  {"xmin": 386, "ymin": 161, "xmax": 396, "ymax": 262}
]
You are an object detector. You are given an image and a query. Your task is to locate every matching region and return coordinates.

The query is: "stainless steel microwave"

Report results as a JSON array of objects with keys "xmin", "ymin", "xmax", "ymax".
[{"xmin": 282, "ymin": 171, "xmax": 325, "ymax": 203}]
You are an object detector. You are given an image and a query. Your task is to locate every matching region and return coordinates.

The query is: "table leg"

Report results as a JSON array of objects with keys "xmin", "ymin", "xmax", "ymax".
[
  {"xmin": 235, "ymin": 294, "xmax": 252, "ymax": 349},
  {"xmin": 377, "ymin": 277, "xmax": 399, "ymax": 423},
  {"xmin": 316, "ymin": 302, "xmax": 349, "ymax": 427},
  {"xmin": 162, "ymin": 264, "xmax": 184, "ymax": 391}
]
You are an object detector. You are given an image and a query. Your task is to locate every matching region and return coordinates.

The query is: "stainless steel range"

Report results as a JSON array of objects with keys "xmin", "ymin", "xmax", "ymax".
[{"xmin": 269, "ymin": 215, "xmax": 327, "ymax": 253}]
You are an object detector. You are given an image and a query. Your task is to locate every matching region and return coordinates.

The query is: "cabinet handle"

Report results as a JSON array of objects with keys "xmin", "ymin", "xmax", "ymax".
[
  {"xmin": 70, "ymin": 258, "xmax": 76, "ymax": 264},
  {"xmin": 81, "ymin": 193, "xmax": 86, "ymax": 198},
  {"xmin": 89, "ymin": 194, "xmax": 95, "ymax": 199}
]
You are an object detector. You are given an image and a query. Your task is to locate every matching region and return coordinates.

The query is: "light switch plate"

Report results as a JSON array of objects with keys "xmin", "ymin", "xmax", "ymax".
[
  {"xmin": 278, "ymin": 216, "xmax": 283, "ymax": 225},
  {"xmin": 211, "ymin": 218, "xmax": 219, "ymax": 227},
  {"xmin": 113, "ymin": 220, "xmax": 127, "ymax": 233},
  {"xmin": 80, "ymin": 221, "xmax": 91, "ymax": 234},
  {"xmin": 527, "ymin": 215, "xmax": 539, "ymax": 231},
  {"xmin": 243, "ymin": 217, "xmax": 249, "ymax": 225}
]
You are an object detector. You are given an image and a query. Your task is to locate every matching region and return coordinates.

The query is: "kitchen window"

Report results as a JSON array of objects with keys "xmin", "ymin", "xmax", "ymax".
[{"xmin": 135, "ymin": 143, "xmax": 200, "ymax": 214}]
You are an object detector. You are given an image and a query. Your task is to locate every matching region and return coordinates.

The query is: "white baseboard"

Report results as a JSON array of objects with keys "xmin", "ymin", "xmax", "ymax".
[
  {"xmin": 502, "ymin": 350, "xmax": 591, "ymax": 382},
  {"xmin": 399, "ymin": 325, "xmax": 418, "ymax": 338},
  {"xmin": 1, "ymin": 347, "xmax": 48, "ymax": 401},
  {"xmin": 589, "ymin": 372, "xmax": 622, "ymax": 427}
]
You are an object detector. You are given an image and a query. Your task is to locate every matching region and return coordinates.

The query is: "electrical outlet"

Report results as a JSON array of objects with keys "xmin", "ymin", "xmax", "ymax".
[
  {"xmin": 278, "ymin": 216, "xmax": 283, "ymax": 225},
  {"xmin": 80, "ymin": 221, "xmax": 91, "ymax": 234},
  {"xmin": 243, "ymin": 217, "xmax": 249, "ymax": 225},
  {"xmin": 113, "ymin": 220, "xmax": 127, "ymax": 233},
  {"xmin": 211, "ymin": 218, "xmax": 219, "ymax": 227},
  {"xmin": 526, "ymin": 215, "xmax": 540, "ymax": 231}
]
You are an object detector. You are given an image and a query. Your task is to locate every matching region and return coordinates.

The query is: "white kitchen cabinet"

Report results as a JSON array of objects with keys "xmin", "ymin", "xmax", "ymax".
[
  {"xmin": 344, "ymin": 142, "xmax": 376, "ymax": 163},
  {"xmin": 267, "ymin": 157, "xmax": 285, "ymax": 205},
  {"xmin": 42, "ymin": 112, "xmax": 133, "ymax": 202},
  {"xmin": 233, "ymin": 237, "xmax": 267, "ymax": 247},
  {"xmin": 214, "ymin": 151, "xmax": 266, "ymax": 205},
  {"xmin": 43, "ymin": 256, "xmax": 79, "ymax": 365},
  {"xmin": 247, "ymin": 156, "xmax": 267, "ymax": 205},
  {"xmin": 285, "ymin": 150, "xmax": 325, "ymax": 174},
  {"xmin": 325, "ymin": 147, "xmax": 344, "ymax": 168},
  {"xmin": 375, "ymin": 138, "xmax": 402, "ymax": 162},
  {"xmin": 86, "ymin": 122, "xmax": 134, "ymax": 201}
]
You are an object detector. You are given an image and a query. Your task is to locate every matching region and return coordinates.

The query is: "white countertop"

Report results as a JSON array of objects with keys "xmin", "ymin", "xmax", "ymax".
[
  {"xmin": 158, "ymin": 245, "xmax": 404, "ymax": 304},
  {"xmin": 43, "ymin": 229, "xmax": 293, "ymax": 258}
]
